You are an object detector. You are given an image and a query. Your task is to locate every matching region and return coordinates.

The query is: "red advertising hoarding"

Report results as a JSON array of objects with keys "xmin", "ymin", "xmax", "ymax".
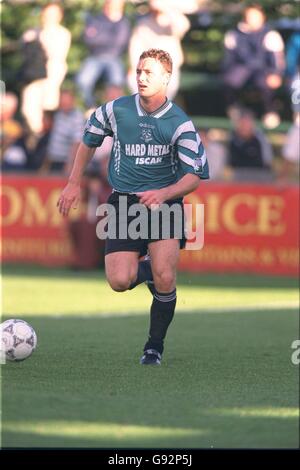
[
  {"xmin": 1, "ymin": 175, "xmax": 74, "ymax": 266},
  {"xmin": 182, "ymin": 182, "xmax": 299, "ymax": 276},
  {"xmin": 1, "ymin": 175, "xmax": 299, "ymax": 276}
]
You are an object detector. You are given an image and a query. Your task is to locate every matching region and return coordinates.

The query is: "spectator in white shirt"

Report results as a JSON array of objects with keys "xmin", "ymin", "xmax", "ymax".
[{"xmin": 21, "ymin": 3, "xmax": 71, "ymax": 134}]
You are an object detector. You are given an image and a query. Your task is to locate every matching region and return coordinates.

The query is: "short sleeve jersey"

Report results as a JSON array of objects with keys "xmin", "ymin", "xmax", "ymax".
[{"xmin": 83, "ymin": 94, "xmax": 209, "ymax": 192}]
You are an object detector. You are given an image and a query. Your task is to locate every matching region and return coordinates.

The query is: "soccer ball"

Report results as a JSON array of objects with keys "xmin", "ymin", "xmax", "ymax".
[{"xmin": 0, "ymin": 319, "xmax": 37, "ymax": 362}]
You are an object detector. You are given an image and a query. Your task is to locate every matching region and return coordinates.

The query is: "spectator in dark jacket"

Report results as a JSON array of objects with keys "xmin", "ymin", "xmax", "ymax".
[
  {"xmin": 222, "ymin": 4, "xmax": 285, "ymax": 129},
  {"xmin": 228, "ymin": 108, "xmax": 274, "ymax": 181},
  {"xmin": 76, "ymin": 0, "xmax": 130, "ymax": 107}
]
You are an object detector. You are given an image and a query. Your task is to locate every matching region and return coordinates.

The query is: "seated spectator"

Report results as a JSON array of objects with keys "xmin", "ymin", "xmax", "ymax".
[
  {"xmin": 1, "ymin": 138, "xmax": 30, "ymax": 172},
  {"xmin": 227, "ymin": 108, "xmax": 274, "ymax": 181},
  {"xmin": 0, "ymin": 92, "xmax": 23, "ymax": 155},
  {"xmin": 27, "ymin": 111, "xmax": 55, "ymax": 171},
  {"xmin": 76, "ymin": 0, "xmax": 130, "ymax": 108},
  {"xmin": 43, "ymin": 89, "xmax": 84, "ymax": 174},
  {"xmin": 222, "ymin": 4, "xmax": 285, "ymax": 129},
  {"xmin": 0, "ymin": 92, "xmax": 28, "ymax": 172}
]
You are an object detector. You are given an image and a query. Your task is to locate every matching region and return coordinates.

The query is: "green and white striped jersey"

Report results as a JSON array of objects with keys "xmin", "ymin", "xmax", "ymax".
[{"xmin": 83, "ymin": 94, "xmax": 209, "ymax": 192}]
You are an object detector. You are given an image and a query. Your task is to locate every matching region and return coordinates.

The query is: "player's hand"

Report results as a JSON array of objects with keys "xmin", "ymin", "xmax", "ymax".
[
  {"xmin": 136, "ymin": 188, "xmax": 169, "ymax": 209},
  {"xmin": 57, "ymin": 181, "xmax": 81, "ymax": 217}
]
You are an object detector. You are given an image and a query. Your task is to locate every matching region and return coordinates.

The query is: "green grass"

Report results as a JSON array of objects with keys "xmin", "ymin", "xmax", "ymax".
[{"xmin": 1, "ymin": 266, "xmax": 299, "ymax": 448}]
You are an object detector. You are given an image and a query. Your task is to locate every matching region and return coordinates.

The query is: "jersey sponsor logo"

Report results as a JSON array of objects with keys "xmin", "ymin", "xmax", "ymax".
[
  {"xmin": 125, "ymin": 144, "xmax": 146, "ymax": 156},
  {"xmin": 148, "ymin": 144, "xmax": 170, "ymax": 156},
  {"xmin": 125, "ymin": 144, "xmax": 170, "ymax": 157},
  {"xmin": 135, "ymin": 157, "xmax": 162, "ymax": 165}
]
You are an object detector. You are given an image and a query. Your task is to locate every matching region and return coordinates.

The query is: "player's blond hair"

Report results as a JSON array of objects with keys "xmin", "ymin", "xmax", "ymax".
[{"xmin": 139, "ymin": 49, "xmax": 173, "ymax": 74}]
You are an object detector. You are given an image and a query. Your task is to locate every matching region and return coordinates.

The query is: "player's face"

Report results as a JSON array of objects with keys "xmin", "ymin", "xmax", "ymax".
[{"xmin": 136, "ymin": 58, "xmax": 169, "ymax": 98}]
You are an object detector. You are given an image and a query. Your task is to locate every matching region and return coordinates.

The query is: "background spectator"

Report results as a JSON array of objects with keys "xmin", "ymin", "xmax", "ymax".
[
  {"xmin": 1, "ymin": 92, "xmax": 27, "ymax": 172},
  {"xmin": 128, "ymin": 0, "xmax": 196, "ymax": 99},
  {"xmin": 0, "ymin": 92, "xmax": 23, "ymax": 155},
  {"xmin": 43, "ymin": 89, "xmax": 84, "ymax": 174},
  {"xmin": 76, "ymin": 0, "xmax": 130, "ymax": 108},
  {"xmin": 222, "ymin": 4, "xmax": 285, "ymax": 129},
  {"xmin": 21, "ymin": 2, "xmax": 71, "ymax": 134},
  {"xmin": 27, "ymin": 111, "xmax": 55, "ymax": 171},
  {"xmin": 227, "ymin": 108, "xmax": 274, "ymax": 181}
]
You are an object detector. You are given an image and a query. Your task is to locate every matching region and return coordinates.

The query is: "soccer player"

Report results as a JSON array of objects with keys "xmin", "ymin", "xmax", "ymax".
[{"xmin": 57, "ymin": 49, "xmax": 209, "ymax": 365}]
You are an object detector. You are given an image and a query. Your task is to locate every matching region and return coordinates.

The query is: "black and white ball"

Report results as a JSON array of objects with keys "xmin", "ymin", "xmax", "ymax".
[{"xmin": 0, "ymin": 319, "xmax": 37, "ymax": 362}]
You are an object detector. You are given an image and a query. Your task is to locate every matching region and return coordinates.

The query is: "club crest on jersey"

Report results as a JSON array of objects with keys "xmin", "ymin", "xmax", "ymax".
[{"xmin": 140, "ymin": 128, "xmax": 153, "ymax": 143}]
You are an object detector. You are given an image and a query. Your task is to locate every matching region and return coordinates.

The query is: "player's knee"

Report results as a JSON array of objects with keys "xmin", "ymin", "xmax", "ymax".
[
  {"xmin": 154, "ymin": 270, "xmax": 175, "ymax": 292},
  {"xmin": 107, "ymin": 274, "xmax": 132, "ymax": 292}
]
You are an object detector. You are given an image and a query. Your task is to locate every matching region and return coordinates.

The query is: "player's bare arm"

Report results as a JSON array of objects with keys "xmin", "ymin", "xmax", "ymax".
[
  {"xmin": 137, "ymin": 174, "xmax": 200, "ymax": 207},
  {"xmin": 57, "ymin": 142, "xmax": 95, "ymax": 217}
]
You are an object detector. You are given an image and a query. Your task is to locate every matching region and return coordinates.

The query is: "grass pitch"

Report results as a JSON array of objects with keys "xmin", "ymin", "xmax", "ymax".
[{"xmin": 1, "ymin": 266, "xmax": 299, "ymax": 448}]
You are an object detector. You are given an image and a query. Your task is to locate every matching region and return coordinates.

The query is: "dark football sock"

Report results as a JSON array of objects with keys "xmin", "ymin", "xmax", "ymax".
[
  {"xmin": 129, "ymin": 259, "xmax": 153, "ymax": 290},
  {"xmin": 144, "ymin": 289, "xmax": 177, "ymax": 355}
]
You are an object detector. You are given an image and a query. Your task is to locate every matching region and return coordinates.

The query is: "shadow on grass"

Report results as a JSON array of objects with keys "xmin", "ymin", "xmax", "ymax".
[{"xmin": 2, "ymin": 412, "xmax": 298, "ymax": 448}]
